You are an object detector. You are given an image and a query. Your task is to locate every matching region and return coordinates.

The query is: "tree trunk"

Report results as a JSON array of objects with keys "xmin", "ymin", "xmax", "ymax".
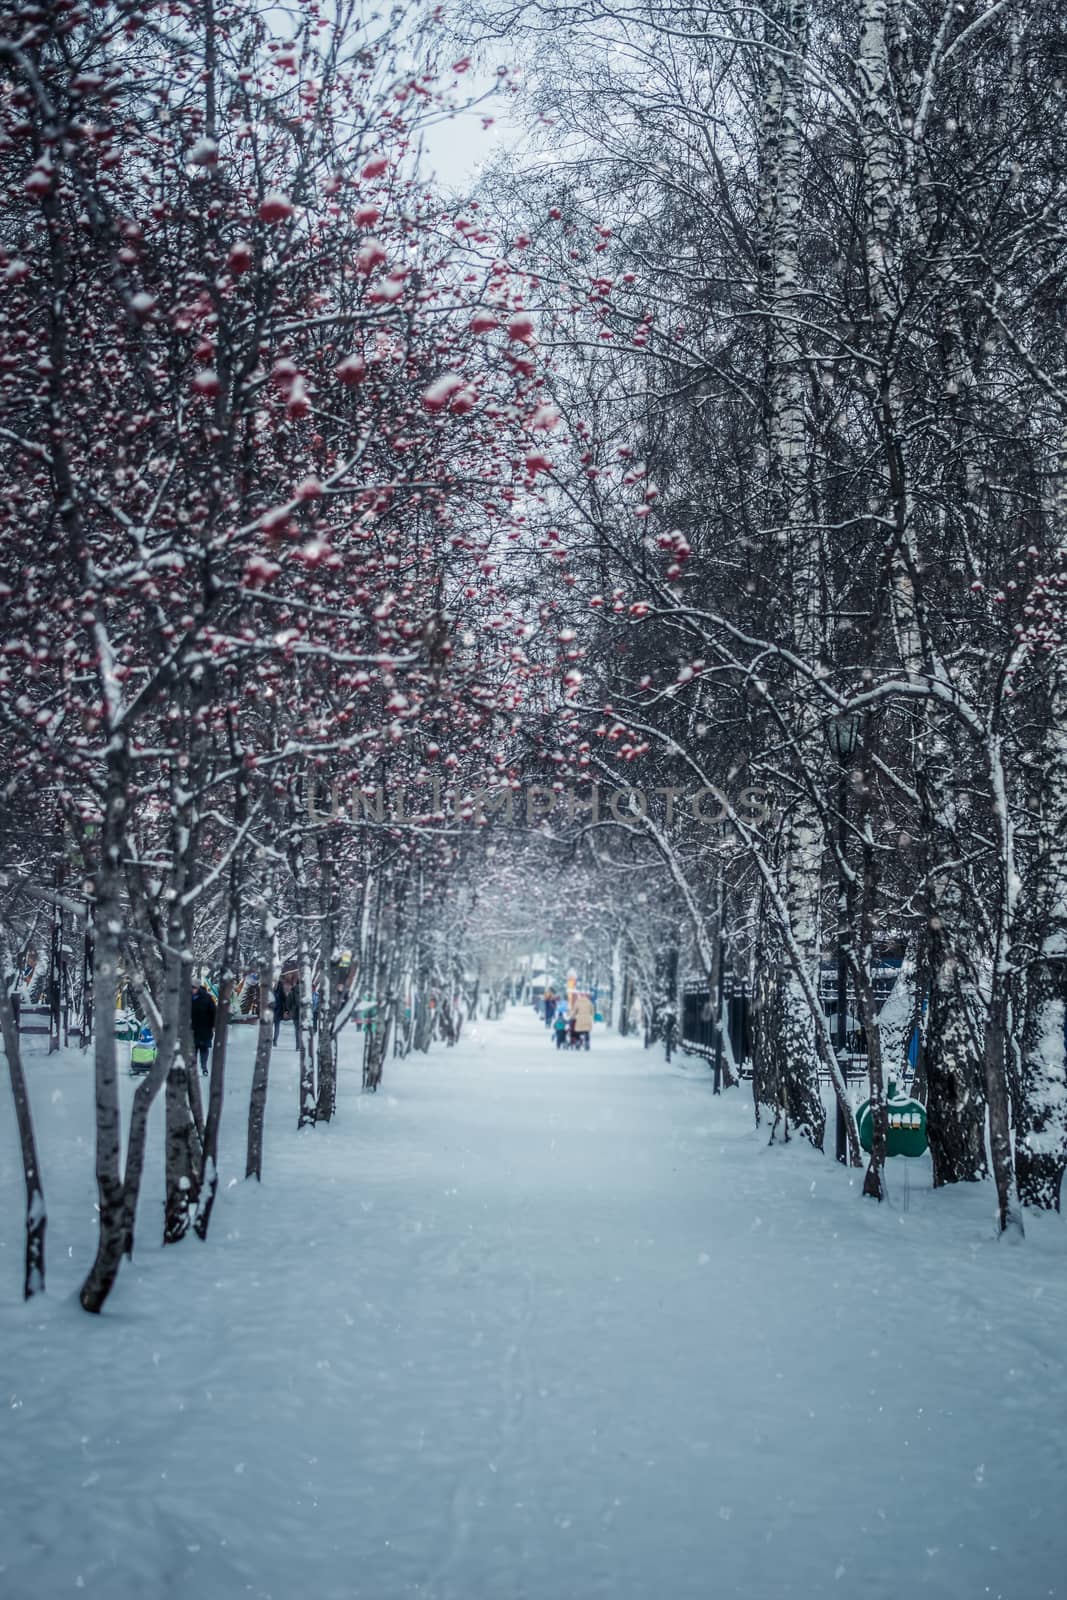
[
  {"xmin": 1015, "ymin": 662, "xmax": 1067, "ymax": 1209},
  {"xmin": 1016, "ymin": 923, "xmax": 1067, "ymax": 1209},
  {"xmin": 192, "ymin": 1001, "xmax": 229, "ymax": 1240},
  {"xmin": 314, "ymin": 834, "xmax": 339, "ymax": 1123},
  {"xmin": 363, "ymin": 1012, "xmax": 387, "ymax": 1089},
  {"xmin": 80, "ymin": 916, "xmax": 94, "ymax": 1050},
  {"xmin": 246, "ymin": 901, "xmax": 279, "ymax": 1182},
  {"xmin": 79, "ymin": 766, "xmax": 130, "ymax": 1313},
  {"xmin": 162, "ymin": 922, "xmax": 199, "ymax": 1243},
  {"xmin": 185, "ymin": 1023, "xmax": 206, "ymax": 1143},
  {"xmin": 756, "ymin": 0, "xmax": 827, "ymax": 1150},
  {"xmin": 163, "ymin": 1049, "xmax": 199, "ymax": 1244},
  {"xmin": 195, "ymin": 889, "xmax": 240, "ymax": 1240},
  {"xmin": 610, "ymin": 933, "xmax": 623, "ymax": 1033},
  {"xmin": 120, "ymin": 1052, "xmax": 169, "ymax": 1259},
  {"xmin": 751, "ymin": 957, "xmax": 784, "ymax": 1136},
  {"xmin": 923, "ymin": 918, "xmax": 987, "ymax": 1186},
  {"xmin": 291, "ymin": 814, "xmax": 317, "ymax": 1129},
  {"xmin": 316, "ymin": 967, "xmax": 339, "ymax": 1120},
  {"xmin": 985, "ymin": 977, "xmax": 1024, "ymax": 1235},
  {"xmin": 364, "ymin": 939, "xmax": 402, "ymax": 1089},
  {"xmin": 1, "ymin": 983, "xmax": 47, "ymax": 1298},
  {"xmin": 769, "ymin": 978, "xmax": 826, "ymax": 1146},
  {"xmin": 414, "ymin": 971, "xmax": 434, "ymax": 1053},
  {"xmin": 856, "ymin": 966, "xmax": 888, "ymax": 1200},
  {"xmin": 619, "ymin": 970, "xmax": 633, "ymax": 1037},
  {"xmin": 772, "ymin": 823, "xmax": 827, "ymax": 1150}
]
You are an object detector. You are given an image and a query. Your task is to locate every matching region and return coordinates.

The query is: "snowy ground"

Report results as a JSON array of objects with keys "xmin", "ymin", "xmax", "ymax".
[{"xmin": 2, "ymin": 1009, "xmax": 1066, "ymax": 1600}]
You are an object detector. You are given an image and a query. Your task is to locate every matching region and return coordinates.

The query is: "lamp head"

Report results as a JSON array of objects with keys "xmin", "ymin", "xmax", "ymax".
[{"xmin": 827, "ymin": 711, "xmax": 861, "ymax": 759}]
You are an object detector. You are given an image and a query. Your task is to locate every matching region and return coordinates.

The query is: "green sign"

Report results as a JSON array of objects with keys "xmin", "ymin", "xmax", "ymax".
[{"xmin": 857, "ymin": 1086, "xmax": 927, "ymax": 1158}]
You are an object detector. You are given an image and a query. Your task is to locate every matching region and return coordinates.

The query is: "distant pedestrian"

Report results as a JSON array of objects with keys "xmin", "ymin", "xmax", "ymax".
[
  {"xmin": 272, "ymin": 978, "xmax": 287, "ymax": 1046},
  {"xmin": 191, "ymin": 980, "xmax": 216, "ymax": 1075},
  {"xmin": 553, "ymin": 1009, "xmax": 568, "ymax": 1050},
  {"xmin": 571, "ymin": 991, "xmax": 594, "ymax": 1051},
  {"xmin": 544, "ymin": 989, "xmax": 557, "ymax": 1027}
]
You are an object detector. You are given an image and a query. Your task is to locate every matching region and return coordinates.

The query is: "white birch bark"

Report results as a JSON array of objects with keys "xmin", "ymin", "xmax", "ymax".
[
  {"xmin": 610, "ymin": 934, "xmax": 624, "ymax": 1033},
  {"xmin": 1016, "ymin": 433, "xmax": 1067, "ymax": 1209},
  {"xmin": 246, "ymin": 893, "xmax": 280, "ymax": 1182},
  {"xmin": 79, "ymin": 763, "xmax": 130, "ymax": 1312}
]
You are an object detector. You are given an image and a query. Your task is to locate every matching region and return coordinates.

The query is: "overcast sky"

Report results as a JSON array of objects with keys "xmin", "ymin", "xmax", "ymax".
[{"xmin": 418, "ymin": 68, "xmax": 523, "ymax": 192}]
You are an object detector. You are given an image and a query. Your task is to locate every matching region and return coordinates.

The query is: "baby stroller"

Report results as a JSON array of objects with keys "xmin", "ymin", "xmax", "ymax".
[{"xmin": 130, "ymin": 1024, "xmax": 158, "ymax": 1076}]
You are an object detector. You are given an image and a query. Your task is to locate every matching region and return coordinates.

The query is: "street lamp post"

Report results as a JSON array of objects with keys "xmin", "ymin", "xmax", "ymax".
[{"xmin": 826, "ymin": 712, "xmax": 861, "ymax": 1164}]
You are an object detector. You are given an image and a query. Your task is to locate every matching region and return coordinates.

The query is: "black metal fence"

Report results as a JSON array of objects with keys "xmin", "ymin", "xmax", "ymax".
[
  {"xmin": 680, "ymin": 961, "xmax": 904, "ymax": 1078},
  {"xmin": 681, "ymin": 980, "xmax": 749, "ymax": 1073}
]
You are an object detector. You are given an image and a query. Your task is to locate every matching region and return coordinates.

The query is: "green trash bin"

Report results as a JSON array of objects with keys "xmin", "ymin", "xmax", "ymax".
[{"xmin": 857, "ymin": 1083, "xmax": 927, "ymax": 1158}]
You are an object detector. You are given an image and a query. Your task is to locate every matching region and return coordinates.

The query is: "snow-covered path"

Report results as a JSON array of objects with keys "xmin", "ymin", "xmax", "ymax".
[{"xmin": 2, "ymin": 1009, "xmax": 1066, "ymax": 1600}]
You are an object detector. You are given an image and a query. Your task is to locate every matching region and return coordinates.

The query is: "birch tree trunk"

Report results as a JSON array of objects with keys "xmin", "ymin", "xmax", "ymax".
[
  {"xmin": 1015, "ymin": 461, "xmax": 1067, "ymax": 1209},
  {"xmin": 1016, "ymin": 885, "xmax": 1067, "ymax": 1210},
  {"xmin": 290, "ymin": 805, "xmax": 317, "ymax": 1129},
  {"xmin": 985, "ymin": 979, "xmax": 1023, "ymax": 1233},
  {"xmin": 314, "ymin": 832, "xmax": 339, "ymax": 1123},
  {"xmin": 117, "ymin": 968, "xmax": 167, "ymax": 1260},
  {"xmin": 851, "ymin": 738, "xmax": 889, "ymax": 1200},
  {"xmin": 246, "ymin": 898, "xmax": 280, "ymax": 1182},
  {"xmin": 162, "ymin": 776, "xmax": 201, "ymax": 1245},
  {"xmin": 755, "ymin": 0, "xmax": 826, "ymax": 1147},
  {"xmin": 773, "ymin": 812, "xmax": 827, "ymax": 1147},
  {"xmin": 751, "ymin": 952, "xmax": 785, "ymax": 1134},
  {"xmin": 80, "ymin": 761, "xmax": 131, "ymax": 1313},
  {"xmin": 120, "ymin": 1051, "xmax": 168, "ymax": 1260},
  {"xmin": 984, "ymin": 736, "xmax": 1024, "ymax": 1235},
  {"xmin": 610, "ymin": 932, "xmax": 623, "ymax": 1033},
  {"xmin": 162, "ymin": 945, "xmax": 198, "ymax": 1246}
]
